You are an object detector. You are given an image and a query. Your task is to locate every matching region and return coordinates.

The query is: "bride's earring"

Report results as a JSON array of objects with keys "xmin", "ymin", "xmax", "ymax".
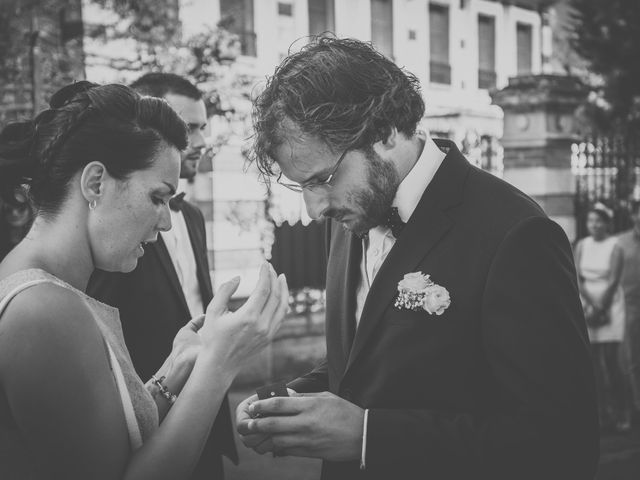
[{"xmin": 88, "ymin": 199, "xmax": 97, "ymax": 210}]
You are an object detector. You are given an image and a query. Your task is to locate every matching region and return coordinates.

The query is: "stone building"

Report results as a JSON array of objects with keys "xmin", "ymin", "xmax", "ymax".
[{"xmin": 178, "ymin": 0, "xmax": 561, "ymax": 289}]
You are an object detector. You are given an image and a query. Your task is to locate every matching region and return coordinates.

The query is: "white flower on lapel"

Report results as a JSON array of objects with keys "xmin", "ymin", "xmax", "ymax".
[
  {"xmin": 394, "ymin": 272, "xmax": 451, "ymax": 315},
  {"xmin": 422, "ymin": 284, "xmax": 451, "ymax": 315}
]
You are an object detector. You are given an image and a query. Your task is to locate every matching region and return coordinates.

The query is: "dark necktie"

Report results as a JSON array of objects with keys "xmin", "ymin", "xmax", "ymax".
[
  {"xmin": 169, "ymin": 192, "xmax": 186, "ymax": 212},
  {"xmin": 382, "ymin": 206, "xmax": 406, "ymax": 238}
]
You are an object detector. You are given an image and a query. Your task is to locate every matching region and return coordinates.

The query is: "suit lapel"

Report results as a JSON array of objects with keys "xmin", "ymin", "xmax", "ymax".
[
  {"xmin": 182, "ymin": 204, "xmax": 213, "ymax": 305},
  {"xmin": 154, "ymin": 234, "xmax": 191, "ymax": 317},
  {"xmin": 326, "ymin": 224, "xmax": 362, "ymax": 376},
  {"xmin": 343, "ymin": 141, "xmax": 469, "ymax": 375}
]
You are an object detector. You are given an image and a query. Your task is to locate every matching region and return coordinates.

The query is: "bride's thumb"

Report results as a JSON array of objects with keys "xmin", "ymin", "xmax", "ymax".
[{"xmin": 207, "ymin": 277, "xmax": 241, "ymax": 317}]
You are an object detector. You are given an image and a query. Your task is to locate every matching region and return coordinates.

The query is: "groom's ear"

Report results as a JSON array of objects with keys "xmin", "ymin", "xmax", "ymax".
[
  {"xmin": 373, "ymin": 127, "xmax": 399, "ymax": 158},
  {"xmin": 379, "ymin": 127, "xmax": 399, "ymax": 151}
]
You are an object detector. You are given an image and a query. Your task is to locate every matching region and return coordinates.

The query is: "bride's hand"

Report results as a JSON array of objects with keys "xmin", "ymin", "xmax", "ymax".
[
  {"xmin": 198, "ymin": 263, "xmax": 289, "ymax": 371},
  {"xmin": 170, "ymin": 313, "xmax": 206, "ymax": 370}
]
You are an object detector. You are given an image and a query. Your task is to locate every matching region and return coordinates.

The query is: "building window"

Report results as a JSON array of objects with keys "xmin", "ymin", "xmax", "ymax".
[
  {"xmin": 278, "ymin": 2, "xmax": 293, "ymax": 16},
  {"xmin": 371, "ymin": 0, "xmax": 393, "ymax": 58},
  {"xmin": 478, "ymin": 14, "xmax": 496, "ymax": 89},
  {"xmin": 220, "ymin": 0, "xmax": 256, "ymax": 57},
  {"xmin": 429, "ymin": 3, "xmax": 451, "ymax": 85},
  {"xmin": 516, "ymin": 22, "xmax": 533, "ymax": 75},
  {"xmin": 308, "ymin": 0, "xmax": 335, "ymax": 36}
]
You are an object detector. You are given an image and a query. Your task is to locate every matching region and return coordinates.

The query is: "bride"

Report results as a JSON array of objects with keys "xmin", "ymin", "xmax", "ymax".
[{"xmin": 0, "ymin": 81, "xmax": 288, "ymax": 479}]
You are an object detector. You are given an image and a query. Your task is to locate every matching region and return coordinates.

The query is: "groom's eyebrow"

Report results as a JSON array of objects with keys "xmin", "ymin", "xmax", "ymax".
[{"xmin": 300, "ymin": 168, "xmax": 331, "ymax": 186}]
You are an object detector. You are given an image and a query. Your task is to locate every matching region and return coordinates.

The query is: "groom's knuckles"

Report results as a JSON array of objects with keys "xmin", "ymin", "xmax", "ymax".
[
  {"xmin": 250, "ymin": 416, "xmax": 274, "ymax": 433},
  {"xmin": 236, "ymin": 419, "xmax": 253, "ymax": 435},
  {"xmin": 252, "ymin": 396, "xmax": 288, "ymax": 415}
]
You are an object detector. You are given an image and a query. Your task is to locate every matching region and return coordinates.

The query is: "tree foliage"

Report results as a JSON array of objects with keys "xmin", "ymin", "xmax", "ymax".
[
  {"xmin": 84, "ymin": 1, "xmax": 254, "ymax": 125},
  {"xmin": 0, "ymin": 0, "xmax": 85, "ymax": 122},
  {"xmin": 569, "ymin": 0, "xmax": 640, "ymax": 134}
]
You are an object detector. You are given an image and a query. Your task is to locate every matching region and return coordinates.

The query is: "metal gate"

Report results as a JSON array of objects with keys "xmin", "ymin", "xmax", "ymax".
[{"xmin": 573, "ymin": 136, "xmax": 640, "ymax": 239}]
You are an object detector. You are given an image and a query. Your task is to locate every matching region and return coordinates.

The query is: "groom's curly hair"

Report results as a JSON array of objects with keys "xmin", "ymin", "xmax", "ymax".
[{"xmin": 248, "ymin": 36, "xmax": 425, "ymax": 177}]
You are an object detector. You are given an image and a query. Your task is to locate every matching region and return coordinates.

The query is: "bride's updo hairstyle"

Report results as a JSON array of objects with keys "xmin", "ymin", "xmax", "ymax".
[{"xmin": 0, "ymin": 81, "xmax": 188, "ymax": 218}]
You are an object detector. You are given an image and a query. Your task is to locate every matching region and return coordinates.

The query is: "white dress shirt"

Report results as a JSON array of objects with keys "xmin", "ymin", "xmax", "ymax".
[
  {"xmin": 161, "ymin": 189, "xmax": 205, "ymax": 318},
  {"xmin": 355, "ymin": 133, "xmax": 446, "ymax": 324},
  {"xmin": 357, "ymin": 133, "xmax": 446, "ymax": 469}
]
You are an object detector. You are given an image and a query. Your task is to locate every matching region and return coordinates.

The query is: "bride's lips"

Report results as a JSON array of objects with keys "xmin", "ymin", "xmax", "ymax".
[{"xmin": 137, "ymin": 238, "xmax": 157, "ymax": 256}]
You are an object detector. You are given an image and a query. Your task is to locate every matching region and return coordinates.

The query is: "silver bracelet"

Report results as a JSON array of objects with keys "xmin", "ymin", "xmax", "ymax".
[{"xmin": 151, "ymin": 375, "xmax": 177, "ymax": 404}]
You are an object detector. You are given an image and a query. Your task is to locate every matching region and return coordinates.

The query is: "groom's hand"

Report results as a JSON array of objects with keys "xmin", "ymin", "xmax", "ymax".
[
  {"xmin": 237, "ymin": 391, "xmax": 364, "ymax": 461},
  {"xmin": 235, "ymin": 388, "xmax": 297, "ymax": 450},
  {"xmin": 235, "ymin": 394, "xmax": 270, "ymax": 449}
]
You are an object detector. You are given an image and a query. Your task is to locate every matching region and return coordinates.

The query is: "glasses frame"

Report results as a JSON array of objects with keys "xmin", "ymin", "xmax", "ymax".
[{"xmin": 276, "ymin": 149, "xmax": 348, "ymax": 193}]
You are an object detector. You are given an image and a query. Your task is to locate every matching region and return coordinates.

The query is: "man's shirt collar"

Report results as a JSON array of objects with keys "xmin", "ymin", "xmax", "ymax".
[{"xmin": 393, "ymin": 131, "xmax": 446, "ymax": 223}]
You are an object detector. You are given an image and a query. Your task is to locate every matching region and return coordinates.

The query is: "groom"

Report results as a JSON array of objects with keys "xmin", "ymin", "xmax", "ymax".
[{"xmin": 236, "ymin": 38, "xmax": 599, "ymax": 479}]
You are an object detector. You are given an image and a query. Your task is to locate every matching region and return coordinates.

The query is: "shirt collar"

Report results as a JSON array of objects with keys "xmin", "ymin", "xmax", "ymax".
[
  {"xmin": 393, "ymin": 131, "xmax": 446, "ymax": 223},
  {"xmin": 177, "ymin": 178, "xmax": 191, "ymax": 201}
]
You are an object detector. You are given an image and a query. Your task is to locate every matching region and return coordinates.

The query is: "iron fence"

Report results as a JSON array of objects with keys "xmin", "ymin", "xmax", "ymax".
[{"xmin": 573, "ymin": 136, "xmax": 640, "ymax": 239}]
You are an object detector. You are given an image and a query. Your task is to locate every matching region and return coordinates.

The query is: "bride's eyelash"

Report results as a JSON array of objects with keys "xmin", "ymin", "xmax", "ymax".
[{"xmin": 151, "ymin": 196, "xmax": 167, "ymax": 206}]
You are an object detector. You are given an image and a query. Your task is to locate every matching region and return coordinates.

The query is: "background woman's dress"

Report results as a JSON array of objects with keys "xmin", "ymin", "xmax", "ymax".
[{"xmin": 579, "ymin": 236, "xmax": 625, "ymax": 342}]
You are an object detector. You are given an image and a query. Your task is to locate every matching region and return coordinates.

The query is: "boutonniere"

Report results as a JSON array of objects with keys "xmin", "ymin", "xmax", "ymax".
[{"xmin": 394, "ymin": 272, "xmax": 451, "ymax": 315}]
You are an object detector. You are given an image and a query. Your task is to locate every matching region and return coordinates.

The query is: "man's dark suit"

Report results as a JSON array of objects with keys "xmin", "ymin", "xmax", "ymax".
[
  {"xmin": 289, "ymin": 141, "xmax": 599, "ymax": 480},
  {"xmin": 88, "ymin": 200, "xmax": 237, "ymax": 478}
]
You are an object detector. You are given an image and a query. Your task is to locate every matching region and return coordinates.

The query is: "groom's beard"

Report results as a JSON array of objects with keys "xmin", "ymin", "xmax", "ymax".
[{"xmin": 337, "ymin": 149, "xmax": 399, "ymax": 237}]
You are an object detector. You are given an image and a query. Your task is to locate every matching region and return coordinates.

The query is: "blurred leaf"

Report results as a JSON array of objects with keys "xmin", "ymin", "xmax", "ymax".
[{"xmin": 569, "ymin": 0, "xmax": 640, "ymax": 135}]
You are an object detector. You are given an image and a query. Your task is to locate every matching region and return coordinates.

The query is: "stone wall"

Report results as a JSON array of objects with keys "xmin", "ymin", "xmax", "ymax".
[{"xmin": 0, "ymin": 0, "xmax": 85, "ymax": 124}]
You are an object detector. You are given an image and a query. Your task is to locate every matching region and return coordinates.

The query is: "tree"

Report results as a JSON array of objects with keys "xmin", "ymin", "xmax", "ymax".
[
  {"xmin": 84, "ymin": 0, "xmax": 256, "ymax": 151},
  {"xmin": 569, "ymin": 0, "xmax": 640, "ymax": 134},
  {"xmin": 0, "ymin": 0, "xmax": 85, "ymax": 122}
]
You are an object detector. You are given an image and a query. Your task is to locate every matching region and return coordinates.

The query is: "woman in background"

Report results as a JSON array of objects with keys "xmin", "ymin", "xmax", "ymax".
[
  {"xmin": 0, "ymin": 81, "xmax": 288, "ymax": 479},
  {"xmin": 575, "ymin": 202, "xmax": 630, "ymax": 432}
]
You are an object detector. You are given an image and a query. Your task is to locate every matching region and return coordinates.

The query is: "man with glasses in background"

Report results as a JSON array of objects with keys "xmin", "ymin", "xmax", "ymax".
[
  {"xmin": 88, "ymin": 73, "xmax": 237, "ymax": 479},
  {"xmin": 235, "ymin": 37, "xmax": 598, "ymax": 480}
]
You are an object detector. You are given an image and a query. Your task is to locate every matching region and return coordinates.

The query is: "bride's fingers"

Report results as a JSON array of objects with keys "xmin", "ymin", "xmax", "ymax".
[
  {"xmin": 187, "ymin": 314, "xmax": 206, "ymax": 331},
  {"xmin": 269, "ymin": 274, "xmax": 289, "ymax": 336},
  {"xmin": 242, "ymin": 263, "xmax": 272, "ymax": 315},
  {"xmin": 259, "ymin": 266, "xmax": 282, "ymax": 322},
  {"xmin": 207, "ymin": 277, "xmax": 241, "ymax": 317}
]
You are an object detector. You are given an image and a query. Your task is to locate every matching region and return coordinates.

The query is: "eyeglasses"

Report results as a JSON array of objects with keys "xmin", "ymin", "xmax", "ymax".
[{"xmin": 276, "ymin": 149, "xmax": 348, "ymax": 193}]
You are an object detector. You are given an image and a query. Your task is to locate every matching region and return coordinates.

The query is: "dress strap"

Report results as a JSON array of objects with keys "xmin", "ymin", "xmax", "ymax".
[
  {"xmin": 0, "ymin": 279, "xmax": 50, "ymax": 316},
  {"xmin": 0, "ymin": 277, "xmax": 143, "ymax": 450},
  {"xmin": 104, "ymin": 337, "xmax": 143, "ymax": 450}
]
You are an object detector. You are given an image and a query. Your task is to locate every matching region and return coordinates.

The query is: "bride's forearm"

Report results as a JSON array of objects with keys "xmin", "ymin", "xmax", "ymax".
[{"xmin": 125, "ymin": 349, "xmax": 238, "ymax": 480}]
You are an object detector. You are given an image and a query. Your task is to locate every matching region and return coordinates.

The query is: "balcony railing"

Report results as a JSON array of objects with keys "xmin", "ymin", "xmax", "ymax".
[
  {"xmin": 430, "ymin": 61, "xmax": 451, "ymax": 85},
  {"xmin": 478, "ymin": 69, "xmax": 497, "ymax": 90}
]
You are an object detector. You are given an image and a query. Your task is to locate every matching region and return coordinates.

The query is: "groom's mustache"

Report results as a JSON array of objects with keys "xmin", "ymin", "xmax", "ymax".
[{"xmin": 323, "ymin": 207, "xmax": 351, "ymax": 222}]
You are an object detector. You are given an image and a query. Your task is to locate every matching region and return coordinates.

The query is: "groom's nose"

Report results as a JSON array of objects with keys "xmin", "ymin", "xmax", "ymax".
[{"xmin": 303, "ymin": 189, "xmax": 329, "ymax": 220}]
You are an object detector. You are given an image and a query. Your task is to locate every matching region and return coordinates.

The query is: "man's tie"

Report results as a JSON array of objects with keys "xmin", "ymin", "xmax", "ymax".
[
  {"xmin": 382, "ymin": 206, "xmax": 406, "ymax": 238},
  {"xmin": 169, "ymin": 192, "xmax": 186, "ymax": 212}
]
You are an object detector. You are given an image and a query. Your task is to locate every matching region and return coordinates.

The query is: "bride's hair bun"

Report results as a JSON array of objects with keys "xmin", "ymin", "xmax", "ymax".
[{"xmin": 48, "ymin": 81, "xmax": 98, "ymax": 109}]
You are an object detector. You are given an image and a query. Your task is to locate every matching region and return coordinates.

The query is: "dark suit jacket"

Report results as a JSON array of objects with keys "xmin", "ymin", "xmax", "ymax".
[
  {"xmin": 289, "ymin": 141, "xmax": 599, "ymax": 480},
  {"xmin": 88, "ymin": 200, "xmax": 238, "ymax": 474}
]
